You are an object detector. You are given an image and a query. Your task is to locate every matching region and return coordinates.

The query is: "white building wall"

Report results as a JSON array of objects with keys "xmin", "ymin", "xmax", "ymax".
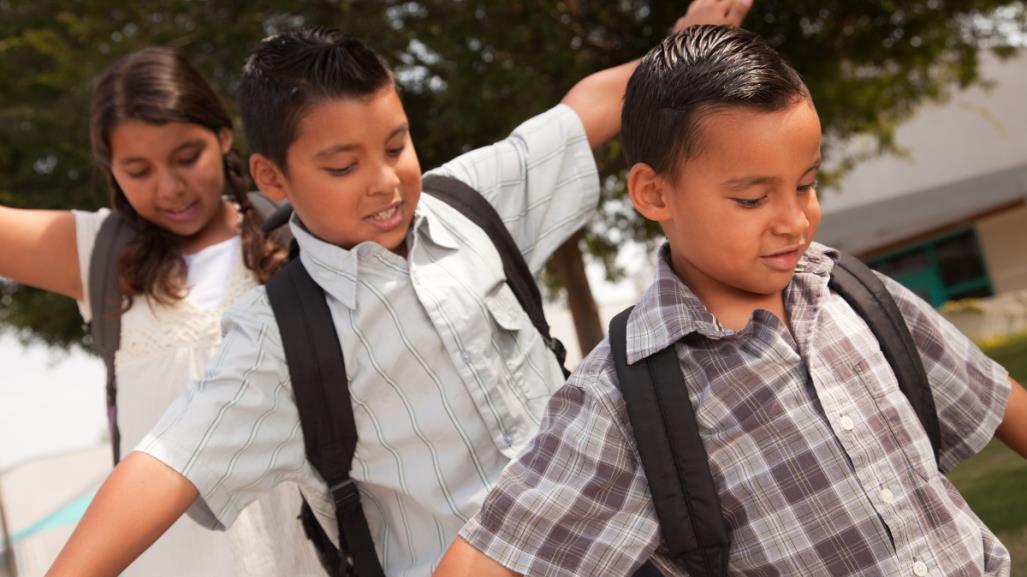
[{"xmin": 825, "ymin": 50, "xmax": 1027, "ymax": 212}]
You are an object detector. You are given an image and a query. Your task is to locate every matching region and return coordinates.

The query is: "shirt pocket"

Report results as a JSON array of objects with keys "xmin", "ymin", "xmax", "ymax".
[
  {"xmin": 483, "ymin": 284, "xmax": 560, "ymax": 410},
  {"xmin": 854, "ymin": 357, "xmax": 937, "ymax": 481}
]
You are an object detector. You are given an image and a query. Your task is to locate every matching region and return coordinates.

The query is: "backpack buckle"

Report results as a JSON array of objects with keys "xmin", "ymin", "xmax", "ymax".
[{"xmin": 329, "ymin": 479, "xmax": 362, "ymax": 514}]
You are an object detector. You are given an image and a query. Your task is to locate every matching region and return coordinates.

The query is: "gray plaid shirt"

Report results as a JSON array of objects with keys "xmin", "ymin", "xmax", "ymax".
[{"xmin": 461, "ymin": 242, "xmax": 1011, "ymax": 577}]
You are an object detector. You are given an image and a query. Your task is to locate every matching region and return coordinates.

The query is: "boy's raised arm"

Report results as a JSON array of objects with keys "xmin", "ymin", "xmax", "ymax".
[
  {"xmin": 996, "ymin": 377, "xmax": 1027, "ymax": 459},
  {"xmin": 561, "ymin": 0, "xmax": 752, "ymax": 149},
  {"xmin": 45, "ymin": 452, "xmax": 198, "ymax": 577}
]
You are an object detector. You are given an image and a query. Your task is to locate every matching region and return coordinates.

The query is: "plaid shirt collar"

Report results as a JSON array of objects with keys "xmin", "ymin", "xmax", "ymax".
[{"xmin": 626, "ymin": 241, "xmax": 839, "ymax": 364}]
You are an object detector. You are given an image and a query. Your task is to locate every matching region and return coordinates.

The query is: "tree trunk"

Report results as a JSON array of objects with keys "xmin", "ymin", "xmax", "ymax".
[{"xmin": 551, "ymin": 233, "xmax": 605, "ymax": 356}]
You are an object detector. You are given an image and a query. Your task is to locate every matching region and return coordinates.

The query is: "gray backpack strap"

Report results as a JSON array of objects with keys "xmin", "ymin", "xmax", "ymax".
[{"xmin": 88, "ymin": 212, "xmax": 134, "ymax": 464}]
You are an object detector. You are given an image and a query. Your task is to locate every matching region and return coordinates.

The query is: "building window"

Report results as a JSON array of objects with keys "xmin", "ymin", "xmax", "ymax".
[{"xmin": 868, "ymin": 228, "xmax": 993, "ymax": 307}]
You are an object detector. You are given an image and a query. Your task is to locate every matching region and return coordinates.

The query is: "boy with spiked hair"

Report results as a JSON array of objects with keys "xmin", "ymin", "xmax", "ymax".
[
  {"xmin": 44, "ymin": 2, "xmax": 753, "ymax": 576},
  {"xmin": 434, "ymin": 25, "xmax": 1027, "ymax": 577}
]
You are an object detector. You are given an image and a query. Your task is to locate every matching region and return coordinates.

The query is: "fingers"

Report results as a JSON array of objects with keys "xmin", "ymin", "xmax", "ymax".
[
  {"xmin": 725, "ymin": 0, "xmax": 754, "ymax": 26},
  {"xmin": 673, "ymin": 0, "xmax": 753, "ymax": 33}
]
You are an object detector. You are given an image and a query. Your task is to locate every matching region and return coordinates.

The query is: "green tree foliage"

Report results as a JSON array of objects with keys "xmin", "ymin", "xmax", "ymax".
[{"xmin": 1, "ymin": 0, "xmax": 1024, "ymax": 352}]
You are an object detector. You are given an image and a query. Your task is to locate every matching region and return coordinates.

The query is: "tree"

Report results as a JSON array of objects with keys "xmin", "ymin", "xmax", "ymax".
[{"xmin": 2, "ymin": 0, "xmax": 1025, "ymax": 354}]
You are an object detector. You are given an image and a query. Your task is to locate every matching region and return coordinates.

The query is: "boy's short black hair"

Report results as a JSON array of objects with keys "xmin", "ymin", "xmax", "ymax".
[
  {"xmin": 239, "ymin": 28, "xmax": 394, "ymax": 171},
  {"xmin": 622, "ymin": 25, "xmax": 808, "ymax": 176}
]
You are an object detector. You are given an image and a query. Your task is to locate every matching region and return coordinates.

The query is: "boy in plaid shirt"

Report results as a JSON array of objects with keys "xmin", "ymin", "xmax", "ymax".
[{"xmin": 434, "ymin": 25, "xmax": 1027, "ymax": 577}]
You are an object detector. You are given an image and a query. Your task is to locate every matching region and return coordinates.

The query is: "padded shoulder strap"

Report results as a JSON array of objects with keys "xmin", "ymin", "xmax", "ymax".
[
  {"xmin": 609, "ymin": 307, "xmax": 729, "ymax": 577},
  {"xmin": 422, "ymin": 173, "xmax": 569, "ymax": 376},
  {"xmin": 266, "ymin": 260, "xmax": 385, "ymax": 577},
  {"xmin": 88, "ymin": 212, "xmax": 134, "ymax": 464},
  {"xmin": 248, "ymin": 191, "xmax": 295, "ymax": 253},
  {"xmin": 828, "ymin": 252, "xmax": 942, "ymax": 466}
]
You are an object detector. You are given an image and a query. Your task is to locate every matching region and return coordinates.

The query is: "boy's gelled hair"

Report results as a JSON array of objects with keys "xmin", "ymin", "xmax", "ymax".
[
  {"xmin": 90, "ymin": 47, "xmax": 282, "ymax": 309},
  {"xmin": 239, "ymin": 28, "xmax": 394, "ymax": 172},
  {"xmin": 621, "ymin": 25, "xmax": 808, "ymax": 176}
]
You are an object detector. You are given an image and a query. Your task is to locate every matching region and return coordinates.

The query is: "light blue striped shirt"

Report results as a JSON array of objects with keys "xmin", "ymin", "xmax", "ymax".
[{"xmin": 139, "ymin": 104, "xmax": 599, "ymax": 577}]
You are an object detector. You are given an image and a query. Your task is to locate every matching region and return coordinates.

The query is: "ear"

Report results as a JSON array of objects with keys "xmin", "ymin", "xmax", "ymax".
[
  {"xmin": 249, "ymin": 153, "xmax": 289, "ymax": 202},
  {"xmin": 627, "ymin": 162, "xmax": 673, "ymax": 222},
  {"xmin": 217, "ymin": 127, "xmax": 234, "ymax": 155}
]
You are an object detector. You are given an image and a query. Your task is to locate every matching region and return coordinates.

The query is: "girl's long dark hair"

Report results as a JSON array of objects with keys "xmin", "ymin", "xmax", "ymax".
[{"xmin": 90, "ymin": 47, "xmax": 282, "ymax": 309}]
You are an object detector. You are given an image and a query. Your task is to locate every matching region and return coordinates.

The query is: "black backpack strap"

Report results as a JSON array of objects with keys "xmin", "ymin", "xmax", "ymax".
[
  {"xmin": 266, "ymin": 260, "xmax": 385, "ymax": 577},
  {"xmin": 828, "ymin": 252, "xmax": 942, "ymax": 466},
  {"xmin": 609, "ymin": 307, "xmax": 729, "ymax": 577},
  {"xmin": 421, "ymin": 173, "xmax": 569, "ymax": 377},
  {"xmin": 88, "ymin": 212, "xmax": 134, "ymax": 464}
]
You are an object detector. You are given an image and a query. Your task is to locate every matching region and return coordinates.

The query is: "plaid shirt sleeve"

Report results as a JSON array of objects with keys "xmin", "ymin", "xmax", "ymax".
[
  {"xmin": 880, "ymin": 273, "xmax": 1011, "ymax": 472},
  {"xmin": 459, "ymin": 343, "xmax": 664, "ymax": 577}
]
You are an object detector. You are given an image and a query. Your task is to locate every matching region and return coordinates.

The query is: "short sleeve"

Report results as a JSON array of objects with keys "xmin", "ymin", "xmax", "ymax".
[
  {"xmin": 71, "ymin": 208, "xmax": 111, "ymax": 322},
  {"xmin": 426, "ymin": 104, "xmax": 600, "ymax": 273},
  {"xmin": 136, "ymin": 285, "xmax": 311, "ymax": 529},
  {"xmin": 459, "ymin": 348, "xmax": 662, "ymax": 577},
  {"xmin": 880, "ymin": 273, "xmax": 1011, "ymax": 472}
]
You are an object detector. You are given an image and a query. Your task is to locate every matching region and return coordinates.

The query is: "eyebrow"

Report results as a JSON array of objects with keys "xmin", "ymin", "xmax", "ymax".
[
  {"xmin": 314, "ymin": 124, "xmax": 409, "ymax": 159},
  {"xmin": 117, "ymin": 139, "xmax": 206, "ymax": 165},
  {"xmin": 720, "ymin": 158, "xmax": 822, "ymax": 190}
]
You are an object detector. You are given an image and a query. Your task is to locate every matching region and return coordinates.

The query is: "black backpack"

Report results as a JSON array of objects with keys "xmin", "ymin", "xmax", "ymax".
[
  {"xmin": 264, "ymin": 174, "xmax": 578, "ymax": 577},
  {"xmin": 607, "ymin": 252, "xmax": 942, "ymax": 577},
  {"xmin": 88, "ymin": 192, "xmax": 285, "ymax": 464}
]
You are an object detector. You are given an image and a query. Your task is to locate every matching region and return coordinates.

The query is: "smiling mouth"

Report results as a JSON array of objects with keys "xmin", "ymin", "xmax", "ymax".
[
  {"xmin": 368, "ymin": 204, "xmax": 400, "ymax": 222},
  {"xmin": 161, "ymin": 201, "xmax": 198, "ymax": 219}
]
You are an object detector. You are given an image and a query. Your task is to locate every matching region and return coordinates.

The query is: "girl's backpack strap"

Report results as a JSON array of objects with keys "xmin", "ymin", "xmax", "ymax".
[
  {"xmin": 266, "ymin": 259, "xmax": 385, "ymax": 577},
  {"xmin": 609, "ymin": 307, "xmax": 730, "ymax": 577},
  {"xmin": 88, "ymin": 212, "xmax": 134, "ymax": 464},
  {"xmin": 827, "ymin": 251, "xmax": 942, "ymax": 467}
]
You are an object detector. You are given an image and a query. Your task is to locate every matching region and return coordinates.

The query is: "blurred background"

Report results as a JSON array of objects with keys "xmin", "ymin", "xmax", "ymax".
[{"xmin": 2, "ymin": 1, "xmax": 1026, "ymax": 575}]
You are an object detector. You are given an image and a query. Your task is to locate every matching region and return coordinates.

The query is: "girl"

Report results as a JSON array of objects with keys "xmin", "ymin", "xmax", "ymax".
[{"xmin": 0, "ymin": 48, "xmax": 323, "ymax": 576}]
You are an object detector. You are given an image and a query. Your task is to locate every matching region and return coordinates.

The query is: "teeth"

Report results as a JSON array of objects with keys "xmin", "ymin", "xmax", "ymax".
[{"xmin": 369, "ymin": 206, "xmax": 398, "ymax": 222}]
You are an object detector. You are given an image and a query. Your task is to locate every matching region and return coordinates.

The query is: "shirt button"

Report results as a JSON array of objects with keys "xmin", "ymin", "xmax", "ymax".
[
  {"xmin": 503, "ymin": 432, "xmax": 514, "ymax": 447},
  {"xmin": 880, "ymin": 488, "xmax": 895, "ymax": 504},
  {"xmin": 912, "ymin": 560, "xmax": 928, "ymax": 576},
  {"xmin": 461, "ymin": 351, "xmax": 472, "ymax": 363},
  {"xmin": 839, "ymin": 415, "xmax": 855, "ymax": 431}
]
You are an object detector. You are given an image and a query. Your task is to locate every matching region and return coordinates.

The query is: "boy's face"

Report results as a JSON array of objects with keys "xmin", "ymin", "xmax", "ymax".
[
  {"xmin": 630, "ymin": 98, "xmax": 822, "ymax": 303},
  {"xmin": 255, "ymin": 85, "xmax": 422, "ymax": 254}
]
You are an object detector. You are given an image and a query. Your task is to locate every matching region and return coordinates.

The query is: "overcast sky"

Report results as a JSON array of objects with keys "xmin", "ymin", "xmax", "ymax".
[{"xmin": 0, "ymin": 333, "xmax": 106, "ymax": 471}]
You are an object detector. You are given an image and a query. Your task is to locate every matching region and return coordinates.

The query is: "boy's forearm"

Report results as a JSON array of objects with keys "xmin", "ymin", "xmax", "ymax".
[
  {"xmin": 46, "ymin": 451, "xmax": 199, "ymax": 577},
  {"xmin": 433, "ymin": 537, "xmax": 521, "ymax": 577},
  {"xmin": 996, "ymin": 377, "xmax": 1027, "ymax": 459},
  {"xmin": 561, "ymin": 0, "xmax": 753, "ymax": 149}
]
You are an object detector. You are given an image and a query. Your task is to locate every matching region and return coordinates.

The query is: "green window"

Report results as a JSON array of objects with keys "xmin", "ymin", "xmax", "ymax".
[{"xmin": 867, "ymin": 228, "xmax": 993, "ymax": 308}]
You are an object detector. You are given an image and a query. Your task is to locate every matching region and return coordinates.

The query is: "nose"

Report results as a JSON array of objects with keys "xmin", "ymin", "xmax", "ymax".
[
  {"xmin": 771, "ymin": 195, "xmax": 810, "ymax": 239},
  {"xmin": 368, "ymin": 160, "xmax": 401, "ymax": 197},
  {"xmin": 156, "ymin": 167, "xmax": 187, "ymax": 200}
]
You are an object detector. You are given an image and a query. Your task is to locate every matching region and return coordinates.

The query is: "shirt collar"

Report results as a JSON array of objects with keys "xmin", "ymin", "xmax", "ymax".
[
  {"xmin": 625, "ymin": 241, "xmax": 839, "ymax": 364},
  {"xmin": 290, "ymin": 213, "xmax": 359, "ymax": 309},
  {"xmin": 287, "ymin": 194, "xmax": 462, "ymax": 309},
  {"xmin": 413, "ymin": 195, "xmax": 462, "ymax": 251}
]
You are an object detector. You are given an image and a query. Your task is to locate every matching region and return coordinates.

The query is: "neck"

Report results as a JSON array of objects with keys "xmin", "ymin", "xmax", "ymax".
[
  {"xmin": 668, "ymin": 255, "xmax": 789, "ymax": 332},
  {"xmin": 178, "ymin": 199, "xmax": 238, "ymax": 254}
]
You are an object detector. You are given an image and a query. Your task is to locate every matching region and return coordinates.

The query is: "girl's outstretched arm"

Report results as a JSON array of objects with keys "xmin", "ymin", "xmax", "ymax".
[
  {"xmin": 45, "ymin": 451, "xmax": 198, "ymax": 577},
  {"xmin": 0, "ymin": 205, "xmax": 82, "ymax": 301}
]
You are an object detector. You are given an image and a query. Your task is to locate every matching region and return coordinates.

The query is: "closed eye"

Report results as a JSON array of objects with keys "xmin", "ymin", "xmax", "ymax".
[
  {"xmin": 731, "ymin": 195, "xmax": 768, "ymax": 208},
  {"xmin": 324, "ymin": 164, "xmax": 356, "ymax": 177},
  {"xmin": 177, "ymin": 152, "xmax": 201, "ymax": 167}
]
